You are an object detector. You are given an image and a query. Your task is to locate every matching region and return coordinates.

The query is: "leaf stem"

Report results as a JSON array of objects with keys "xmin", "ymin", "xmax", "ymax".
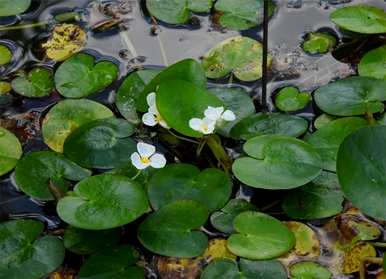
[
  {"xmin": 364, "ymin": 112, "xmax": 376, "ymax": 125},
  {"xmin": 261, "ymin": 199, "xmax": 281, "ymax": 212},
  {"xmin": 168, "ymin": 129, "xmax": 200, "ymax": 144},
  {"xmin": 196, "ymin": 138, "xmax": 207, "ymax": 157},
  {"xmin": 130, "ymin": 170, "xmax": 142, "ymax": 180},
  {"xmin": 206, "ymin": 134, "xmax": 233, "ymax": 172},
  {"xmin": 359, "ymin": 257, "xmax": 383, "ymax": 279},
  {"xmin": 48, "ymin": 179, "xmax": 64, "ymax": 201},
  {"xmin": 371, "ymin": 242, "xmax": 386, "ymax": 248},
  {"xmin": 0, "ymin": 21, "xmax": 49, "ymax": 32}
]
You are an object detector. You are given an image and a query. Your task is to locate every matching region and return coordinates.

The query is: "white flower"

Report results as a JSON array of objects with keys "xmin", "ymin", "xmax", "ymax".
[
  {"xmin": 204, "ymin": 106, "xmax": 236, "ymax": 122},
  {"xmin": 130, "ymin": 142, "xmax": 166, "ymax": 170},
  {"xmin": 189, "ymin": 117, "xmax": 216, "ymax": 134},
  {"xmin": 142, "ymin": 92, "xmax": 169, "ymax": 129}
]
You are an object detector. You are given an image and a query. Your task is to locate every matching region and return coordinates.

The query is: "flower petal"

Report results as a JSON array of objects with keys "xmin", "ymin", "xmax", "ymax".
[
  {"xmin": 142, "ymin": 112, "xmax": 158, "ymax": 126},
  {"xmin": 148, "ymin": 105, "xmax": 159, "ymax": 115},
  {"xmin": 202, "ymin": 117, "xmax": 216, "ymax": 134},
  {"xmin": 131, "ymin": 152, "xmax": 148, "ymax": 170},
  {"xmin": 189, "ymin": 118, "xmax": 203, "ymax": 132},
  {"xmin": 137, "ymin": 142, "xmax": 156, "ymax": 157},
  {"xmin": 150, "ymin": 153, "xmax": 167, "ymax": 168},
  {"xmin": 204, "ymin": 106, "xmax": 224, "ymax": 121},
  {"xmin": 222, "ymin": 110, "xmax": 236, "ymax": 121},
  {"xmin": 146, "ymin": 92, "xmax": 156, "ymax": 107}
]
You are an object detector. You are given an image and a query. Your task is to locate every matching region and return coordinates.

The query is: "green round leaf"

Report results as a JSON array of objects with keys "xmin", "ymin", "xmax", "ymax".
[
  {"xmin": 116, "ymin": 69, "xmax": 160, "ymax": 124},
  {"xmin": 0, "ymin": 44, "xmax": 12, "ymax": 65},
  {"xmin": 214, "ymin": 0, "xmax": 275, "ymax": 30},
  {"xmin": 57, "ymin": 174, "xmax": 149, "ymax": 229},
  {"xmin": 188, "ymin": 0, "xmax": 213, "ymax": 13},
  {"xmin": 55, "ymin": 53, "xmax": 118, "ymax": 98},
  {"xmin": 283, "ymin": 172, "xmax": 344, "ymax": 220},
  {"xmin": 202, "ymin": 36, "xmax": 272, "ymax": 82},
  {"xmin": 330, "ymin": 4, "xmax": 386, "ymax": 34},
  {"xmin": 0, "ymin": 0, "xmax": 31, "ymax": 16},
  {"xmin": 148, "ymin": 164, "xmax": 232, "ymax": 212},
  {"xmin": 302, "ymin": 32, "xmax": 336, "ymax": 55},
  {"xmin": 233, "ymin": 135, "xmax": 322, "ymax": 189},
  {"xmin": 138, "ymin": 200, "xmax": 209, "ymax": 258},
  {"xmin": 156, "ymin": 79, "xmax": 223, "ymax": 137},
  {"xmin": 0, "ymin": 219, "xmax": 65, "ymax": 279},
  {"xmin": 209, "ymin": 86, "xmax": 255, "ymax": 136},
  {"xmin": 15, "ymin": 151, "xmax": 91, "ymax": 201},
  {"xmin": 78, "ymin": 245, "xmax": 144, "ymax": 279},
  {"xmin": 227, "ymin": 211, "xmax": 295, "ymax": 260},
  {"xmin": 337, "ymin": 126, "xmax": 386, "ymax": 220},
  {"xmin": 275, "ymin": 87, "xmax": 310, "ymax": 112},
  {"xmin": 42, "ymin": 99, "xmax": 114, "ymax": 153},
  {"xmin": 289, "ymin": 261, "xmax": 331, "ymax": 279},
  {"xmin": 201, "ymin": 258, "xmax": 287, "ymax": 279},
  {"xmin": 306, "ymin": 117, "xmax": 368, "ymax": 171},
  {"xmin": 0, "ymin": 127, "xmax": 22, "ymax": 176},
  {"xmin": 63, "ymin": 118, "xmax": 136, "ymax": 169},
  {"xmin": 230, "ymin": 113, "xmax": 308, "ymax": 140},
  {"xmin": 313, "ymin": 114, "xmax": 336, "ymax": 130},
  {"xmin": 63, "ymin": 226, "xmax": 121, "ymax": 255},
  {"xmin": 358, "ymin": 45, "xmax": 386, "ymax": 80},
  {"xmin": 11, "ymin": 67, "xmax": 54, "ymax": 98},
  {"xmin": 314, "ymin": 76, "xmax": 386, "ymax": 116},
  {"xmin": 210, "ymin": 199, "xmax": 256, "ymax": 234}
]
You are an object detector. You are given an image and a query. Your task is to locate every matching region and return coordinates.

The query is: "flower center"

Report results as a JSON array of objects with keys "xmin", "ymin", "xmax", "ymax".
[
  {"xmin": 156, "ymin": 113, "xmax": 163, "ymax": 123},
  {"xmin": 140, "ymin": 156, "xmax": 150, "ymax": 164},
  {"xmin": 201, "ymin": 123, "xmax": 209, "ymax": 132}
]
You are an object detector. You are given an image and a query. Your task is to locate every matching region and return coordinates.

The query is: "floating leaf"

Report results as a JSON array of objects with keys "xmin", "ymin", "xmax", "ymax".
[
  {"xmin": 230, "ymin": 113, "xmax": 308, "ymax": 140},
  {"xmin": 63, "ymin": 118, "xmax": 136, "ymax": 169},
  {"xmin": 0, "ymin": 81, "xmax": 11, "ymax": 95},
  {"xmin": 203, "ymin": 239, "xmax": 236, "ymax": 261},
  {"xmin": 358, "ymin": 45, "xmax": 386, "ymax": 80},
  {"xmin": 306, "ymin": 117, "xmax": 368, "ymax": 171},
  {"xmin": 214, "ymin": 0, "xmax": 276, "ymax": 30},
  {"xmin": 15, "ymin": 151, "xmax": 91, "ymax": 200},
  {"xmin": 156, "ymin": 256, "xmax": 203, "ymax": 279},
  {"xmin": 337, "ymin": 126, "xmax": 386, "ymax": 220},
  {"xmin": 233, "ymin": 135, "xmax": 322, "ymax": 189},
  {"xmin": 42, "ymin": 24, "xmax": 87, "ymax": 62},
  {"xmin": 63, "ymin": 226, "xmax": 121, "ymax": 255},
  {"xmin": 0, "ymin": 219, "xmax": 64, "ymax": 279},
  {"xmin": 116, "ymin": 69, "xmax": 160, "ymax": 124},
  {"xmin": 302, "ymin": 32, "xmax": 337, "ymax": 55},
  {"xmin": 330, "ymin": 4, "xmax": 386, "ymax": 34},
  {"xmin": 78, "ymin": 245, "xmax": 144, "ymax": 279},
  {"xmin": 284, "ymin": 221, "xmax": 320, "ymax": 257},
  {"xmin": 156, "ymin": 79, "xmax": 223, "ymax": 137},
  {"xmin": 210, "ymin": 199, "xmax": 256, "ymax": 234},
  {"xmin": 0, "ymin": 44, "xmax": 12, "ymax": 65},
  {"xmin": 227, "ymin": 211, "xmax": 295, "ymax": 260},
  {"xmin": 57, "ymin": 174, "xmax": 149, "ymax": 230},
  {"xmin": 11, "ymin": 67, "xmax": 54, "ymax": 98},
  {"xmin": 148, "ymin": 164, "xmax": 232, "ymax": 212},
  {"xmin": 0, "ymin": 127, "xmax": 22, "ymax": 176},
  {"xmin": 342, "ymin": 242, "xmax": 376, "ymax": 274},
  {"xmin": 138, "ymin": 200, "xmax": 209, "ymax": 258},
  {"xmin": 314, "ymin": 76, "xmax": 386, "ymax": 116},
  {"xmin": 313, "ymin": 114, "xmax": 337, "ymax": 130},
  {"xmin": 202, "ymin": 36, "xmax": 271, "ymax": 82},
  {"xmin": 289, "ymin": 261, "xmax": 332, "ymax": 279},
  {"xmin": 0, "ymin": 0, "xmax": 31, "ymax": 16},
  {"xmin": 275, "ymin": 87, "xmax": 310, "ymax": 112},
  {"xmin": 283, "ymin": 172, "xmax": 344, "ymax": 220},
  {"xmin": 55, "ymin": 53, "xmax": 118, "ymax": 98},
  {"xmin": 42, "ymin": 99, "xmax": 113, "ymax": 153}
]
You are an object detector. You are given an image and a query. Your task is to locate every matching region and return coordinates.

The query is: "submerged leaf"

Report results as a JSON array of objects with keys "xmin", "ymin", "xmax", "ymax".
[{"xmin": 302, "ymin": 32, "xmax": 337, "ymax": 55}]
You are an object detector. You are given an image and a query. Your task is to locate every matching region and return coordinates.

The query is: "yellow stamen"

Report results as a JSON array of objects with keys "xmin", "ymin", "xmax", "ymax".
[{"xmin": 140, "ymin": 156, "xmax": 150, "ymax": 164}]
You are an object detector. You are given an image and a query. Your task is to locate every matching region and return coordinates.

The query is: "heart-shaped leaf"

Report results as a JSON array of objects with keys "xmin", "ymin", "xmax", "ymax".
[
  {"xmin": 63, "ymin": 118, "xmax": 136, "ymax": 169},
  {"xmin": 283, "ymin": 172, "xmax": 344, "ymax": 220},
  {"xmin": 230, "ymin": 113, "xmax": 308, "ymax": 140},
  {"xmin": 201, "ymin": 258, "xmax": 287, "ymax": 279},
  {"xmin": 274, "ymin": 87, "xmax": 310, "ymax": 112},
  {"xmin": 11, "ymin": 67, "xmax": 54, "ymax": 98},
  {"xmin": 314, "ymin": 76, "xmax": 386, "ymax": 116},
  {"xmin": 283, "ymin": 221, "xmax": 320, "ymax": 258},
  {"xmin": 359, "ymin": 45, "xmax": 386, "ymax": 80},
  {"xmin": 156, "ymin": 79, "xmax": 223, "ymax": 137},
  {"xmin": 0, "ymin": 0, "xmax": 31, "ymax": 16},
  {"xmin": 227, "ymin": 211, "xmax": 295, "ymax": 259},
  {"xmin": 138, "ymin": 200, "xmax": 209, "ymax": 258},
  {"xmin": 289, "ymin": 261, "xmax": 332, "ymax": 279},
  {"xmin": 42, "ymin": 99, "xmax": 114, "ymax": 153},
  {"xmin": 78, "ymin": 245, "xmax": 144, "ymax": 279},
  {"xmin": 342, "ymin": 242, "xmax": 376, "ymax": 274},
  {"xmin": 63, "ymin": 226, "xmax": 121, "ymax": 255},
  {"xmin": 330, "ymin": 4, "xmax": 386, "ymax": 34},
  {"xmin": 337, "ymin": 126, "xmax": 386, "ymax": 220},
  {"xmin": 116, "ymin": 69, "xmax": 160, "ymax": 124},
  {"xmin": 202, "ymin": 36, "xmax": 271, "ymax": 82},
  {"xmin": 0, "ymin": 127, "xmax": 22, "ymax": 176},
  {"xmin": 148, "ymin": 163, "xmax": 232, "ymax": 212},
  {"xmin": 15, "ymin": 151, "xmax": 91, "ymax": 201},
  {"xmin": 54, "ymin": 53, "xmax": 118, "ymax": 98},
  {"xmin": 0, "ymin": 44, "xmax": 12, "ymax": 65},
  {"xmin": 306, "ymin": 117, "xmax": 368, "ymax": 171},
  {"xmin": 0, "ymin": 219, "xmax": 65, "ymax": 279},
  {"xmin": 233, "ymin": 135, "xmax": 322, "ymax": 189},
  {"xmin": 210, "ymin": 199, "xmax": 256, "ymax": 234},
  {"xmin": 57, "ymin": 174, "xmax": 149, "ymax": 229},
  {"xmin": 214, "ymin": 0, "xmax": 276, "ymax": 30},
  {"xmin": 302, "ymin": 32, "xmax": 337, "ymax": 55}
]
